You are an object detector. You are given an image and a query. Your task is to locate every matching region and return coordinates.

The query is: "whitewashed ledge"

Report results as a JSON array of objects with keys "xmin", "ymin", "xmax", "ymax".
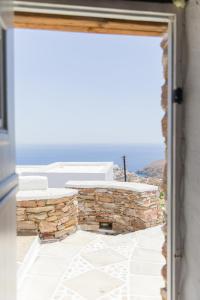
[
  {"xmin": 65, "ymin": 180, "xmax": 158, "ymax": 193},
  {"xmin": 18, "ymin": 176, "xmax": 48, "ymax": 191},
  {"xmin": 16, "ymin": 188, "xmax": 78, "ymax": 201}
]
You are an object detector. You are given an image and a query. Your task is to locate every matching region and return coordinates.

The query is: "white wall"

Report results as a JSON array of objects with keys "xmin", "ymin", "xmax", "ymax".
[
  {"xmin": 17, "ymin": 162, "xmax": 114, "ymax": 188},
  {"xmin": 180, "ymin": 1, "xmax": 200, "ymax": 299}
]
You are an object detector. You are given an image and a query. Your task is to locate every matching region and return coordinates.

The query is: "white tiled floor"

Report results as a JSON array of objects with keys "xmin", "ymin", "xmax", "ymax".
[
  {"xmin": 17, "ymin": 235, "xmax": 36, "ymax": 271},
  {"xmin": 64, "ymin": 269, "xmax": 123, "ymax": 300},
  {"xmin": 82, "ymin": 248, "xmax": 125, "ymax": 267},
  {"xmin": 17, "ymin": 226, "xmax": 165, "ymax": 300}
]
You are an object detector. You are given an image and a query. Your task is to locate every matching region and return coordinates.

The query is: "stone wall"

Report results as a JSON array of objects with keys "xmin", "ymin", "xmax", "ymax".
[
  {"xmin": 17, "ymin": 195, "xmax": 78, "ymax": 240},
  {"xmin": 17, "ymin": 182, "xmax": 163, "ymax": 239},
  {"xmin": 64, "ymin": 182, "xmax": 163, "ymax": 234},
  {"xmin": 160, "ymin": 34, "xmax": 168, "ymax": 300}
]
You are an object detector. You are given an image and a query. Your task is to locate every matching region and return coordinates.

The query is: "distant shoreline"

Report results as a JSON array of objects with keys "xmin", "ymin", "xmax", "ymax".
[{"xmin": 16, "ymin": 143, "xmax": 165, "ymax": 173}]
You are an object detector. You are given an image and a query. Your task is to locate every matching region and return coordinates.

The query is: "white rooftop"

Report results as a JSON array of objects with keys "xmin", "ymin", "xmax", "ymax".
[
  {"xmin": 16, "ymin": 162, "xmax": 114, "ymax": 188},
  {"xmin": 66, "ymin": 180, "xmax": 158, "ymax": 193},
  {"xmin": 17, "ymin": 162, "xmax": 113, "ymax": 174}
]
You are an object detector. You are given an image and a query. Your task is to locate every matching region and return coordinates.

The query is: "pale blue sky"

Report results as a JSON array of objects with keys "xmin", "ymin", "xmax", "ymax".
[{"xmin": 14, "ymin": 29, "xmax": 164, "ymax": 145}]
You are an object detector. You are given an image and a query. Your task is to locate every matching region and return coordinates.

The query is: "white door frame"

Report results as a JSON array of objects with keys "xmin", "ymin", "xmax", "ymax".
[{"xmin": 13, "ymin": 2, "xmax": 184, "ymax": 299}]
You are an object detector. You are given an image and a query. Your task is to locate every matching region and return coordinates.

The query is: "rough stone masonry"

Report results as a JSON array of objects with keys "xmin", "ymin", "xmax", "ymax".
[
  {"xmin": 73, "ymin": 187, "xmax": 163, "ymax": 233},
  {"xmin": 17, "ymin": 183, "xmax": 163, "ymax": 240},
  {"xmin": 17, "ymin": 195, "xmax": 78, "ymax": 240}
]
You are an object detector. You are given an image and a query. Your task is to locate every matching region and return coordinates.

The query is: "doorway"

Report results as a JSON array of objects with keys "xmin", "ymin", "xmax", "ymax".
[{"xmin": 13, "ymin": 3, "xmax": 177, "ymax": 298}]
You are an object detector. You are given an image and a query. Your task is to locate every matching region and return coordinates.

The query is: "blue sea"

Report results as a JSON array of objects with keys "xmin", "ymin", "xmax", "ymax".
[{"xmin": 15, "ymin": 143, "xmax": 165, "ymax": 173}]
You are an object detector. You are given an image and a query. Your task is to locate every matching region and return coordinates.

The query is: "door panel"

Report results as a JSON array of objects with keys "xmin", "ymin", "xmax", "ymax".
[
  {"xmin": 0, "ymin": 190, "xmax": 16, "ymax": 300},
  {"xmin": 0, "ymin": 1, "xmax": 17, "ymax": 300},
  {"xmin": 0, "ymin": 3, "xmax": 15, "ymax": 183}
]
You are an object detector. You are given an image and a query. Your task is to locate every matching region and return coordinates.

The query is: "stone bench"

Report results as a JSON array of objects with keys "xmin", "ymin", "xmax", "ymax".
[
  {"xmin": 17, "ymin": 176, "xmax": 78, "ymax": 240},
  {"xmin": 65, "ymin": 181, "xmax": 163, "ymax": 234}
]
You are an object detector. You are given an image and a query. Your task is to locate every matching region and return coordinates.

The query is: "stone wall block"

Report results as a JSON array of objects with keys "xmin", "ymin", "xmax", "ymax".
[
  {"xmin": 26, "ymin": 206, "xmax": 55, "ymax": 214},
  {"xmin": 17, "ymin": 200, "xmax": 37, "ymax": 208},
  {"xmin": 48, "ymin": 210, "xmax": 65, "ymax": 217},
  {"xmin": 62, "ymin": 205, "xmax": 69, "ymax": 213},
  {"xmin": 17, "ymin": 208, "xmax": 26, "ymax": 215},
  {"xmin": 54, "ymin": 225, "xmax": 77, "ymax": 239},
  {"xmin": 28, "ymin": 213, "xmax": 48, "ymax": 221},
  {"xmin": 17, "ymin": 215, "xmax": 26, "ymax": 221},
  {"xmin": 46, "ymin": 215, "xmax": 58, "ymax": 222},
  {"xmin": 63, "ymin": 219, "xmax": 77, "ymax": 228},
  {"xmin": 55, "ymin": 203, "xmax": 65, "ymax": 209},
  {"xmin": 80, "ymin": 224, "xmax": 99, "ymax": 231},
  {"xmin": 57, "ymin": 224, "xmax": 65, "ymax": 231},
  {"xmin": 17, "ymin": 220, "xmax": 37, "ymax": 231},
  {"xmin": 39, "ymin": 221, "xmax": 57, "ymax": 234},
  {"xmin": 125, "ymin": 208, "xmax": 135, "ymax": 217},
  {"xmin": 46, "ymin": 197, "xmax": 70, "ymax": 205},
  {"xmin": 57, "ymin": 215, "xmax": 71, "ymax": 226},
  {"xmin": 36, "ymin": 200, "xmax": 46, "ymax": 207}
]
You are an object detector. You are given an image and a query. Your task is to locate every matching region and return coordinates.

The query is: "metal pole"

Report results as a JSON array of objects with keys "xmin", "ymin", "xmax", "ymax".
[{"xmin": 122, "ymin": 155, "xmax": 127, "ymax": 182}]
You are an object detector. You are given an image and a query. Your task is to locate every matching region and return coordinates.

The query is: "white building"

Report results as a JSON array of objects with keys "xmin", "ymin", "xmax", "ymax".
[{"xmin": 16, "ymin": 162, "xmax": 114, "ymax": 188}]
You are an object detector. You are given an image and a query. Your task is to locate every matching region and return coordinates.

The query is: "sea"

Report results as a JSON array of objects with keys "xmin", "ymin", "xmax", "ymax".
[{"xmin": 15, "ymin": 143, "xmax": 165, "ymax": 173}]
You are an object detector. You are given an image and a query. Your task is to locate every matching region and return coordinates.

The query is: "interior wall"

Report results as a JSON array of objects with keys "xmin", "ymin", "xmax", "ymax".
[{"xmin": 180, "ymin": 1, "xmax": 200, "ymax": 299}]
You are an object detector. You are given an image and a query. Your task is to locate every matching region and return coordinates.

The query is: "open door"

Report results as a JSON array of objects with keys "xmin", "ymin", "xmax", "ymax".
[{"xmin": 0, "ymin": 1, "xmax": 17, "ymax": 299}]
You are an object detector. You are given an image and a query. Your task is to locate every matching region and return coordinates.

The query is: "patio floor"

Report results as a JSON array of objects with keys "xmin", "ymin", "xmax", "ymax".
[{"xmin": 17, "ymin": 226, "xmax": 165, "ymax": 300}]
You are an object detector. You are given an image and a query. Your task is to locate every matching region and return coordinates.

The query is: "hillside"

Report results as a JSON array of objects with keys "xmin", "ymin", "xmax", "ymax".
[{"xmin": 136, "ymin": 160, "xmax": 165, "ymax": 178}]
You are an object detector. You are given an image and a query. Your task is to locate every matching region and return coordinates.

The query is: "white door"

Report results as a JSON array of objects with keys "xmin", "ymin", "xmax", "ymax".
[{"xmin": 0, "ymin": 1, "xmax": 17, "ymax": 299}]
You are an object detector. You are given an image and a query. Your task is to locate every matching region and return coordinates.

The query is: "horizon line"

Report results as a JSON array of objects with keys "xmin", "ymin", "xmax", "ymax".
[{"xmin": 16, "ymin": 142, "xmax": 164, "ymax": 146}]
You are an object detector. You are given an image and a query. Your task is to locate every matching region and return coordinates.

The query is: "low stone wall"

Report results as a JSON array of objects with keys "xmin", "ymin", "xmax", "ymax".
[
  {"xmin": 17, "ymin": 182, "xmax": 163, "ymax": 239},
  {"xmin": 66, "ymin": 182, "xmax": 163, "ymax": 234},
  {"xmin": 17, "ymin": 191, "xmax": 78, "ymax": 240}
]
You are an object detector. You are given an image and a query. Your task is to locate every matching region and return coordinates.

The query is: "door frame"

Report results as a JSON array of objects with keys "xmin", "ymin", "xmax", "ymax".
[{"xmin": 13, "ymin": 2, "xmax": 184, "ymax": 299}]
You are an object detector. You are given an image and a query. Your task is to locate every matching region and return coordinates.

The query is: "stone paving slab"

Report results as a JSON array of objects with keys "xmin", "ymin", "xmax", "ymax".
[
  {"xmin": 17, "ymin": 235, "xmax": 37, "ymax": 264},
  {"xmin": 64, "ymin": 269, "xmax": 123, "ymax": 300},
  {"xmin": 82, "ymin": 248, "xmax": 126, "ymax": 267},
  {"xmin": 17, "ymin": 226, "xmax": 164, "ymax": 300}
]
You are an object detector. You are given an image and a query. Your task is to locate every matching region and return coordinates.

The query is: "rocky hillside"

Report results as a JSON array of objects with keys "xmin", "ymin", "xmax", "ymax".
[
  {"xmin": 136, "ymin": 160, "xmax": 165, "ymax": 179},
  {"xmin": 113, "ymin": 164, "xmax": 163, "ymax": 188}
]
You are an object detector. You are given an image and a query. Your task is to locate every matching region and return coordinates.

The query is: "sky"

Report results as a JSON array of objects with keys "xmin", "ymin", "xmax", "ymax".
[{"xmin": 14, "ymin": 29, "xmax": 164, "ymax": 145}]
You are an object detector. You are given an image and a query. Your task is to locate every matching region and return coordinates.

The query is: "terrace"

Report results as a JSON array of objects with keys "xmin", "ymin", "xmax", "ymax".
[
  {"xmin": 17, "ymin": 227, "xmax": 164, "ymax": 300},
  {"xmin": 16, "ymin": 169, "xmax": 164, "ymax": 299}
]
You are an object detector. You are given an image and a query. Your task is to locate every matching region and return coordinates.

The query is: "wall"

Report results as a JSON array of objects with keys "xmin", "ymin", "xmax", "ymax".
[
  {"xmin": 160, "ymin": 35, "xmax": 168, "ymax": 300},
  {"xmin": 17, "ymin": 184, "xmax": 163, "ymax": 238},
  {"xmin": 180, "ymin": 1, "xmax": 200, "ymax": 299},
  {"xmin": 17, "ymin": 162, "xmax": 114, "ymax": 187},
  {"xmin": 17, "ymin": 195, "xmax": 78, "ymax": 240},
  {"xmin": 77, "ymin": 187, "xmax": 163, "ymax": 233}
]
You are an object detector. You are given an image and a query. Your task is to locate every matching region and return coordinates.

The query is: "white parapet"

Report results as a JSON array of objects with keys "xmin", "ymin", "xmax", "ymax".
[
  {"xmin": 16, "ymin": 162, "xmax": 114, "ymax": 188},
  {"xmin": 17, "ymin": 175, "xmax": 78, "ymax": 200},
  {"xmin": 17, "ymin": 188, "xmax": 78, "ymax": 201},
  {"xmin": 18, "ymin": 176, "xmax": 48, "ymax": 191},
  {"xmin": 65, "ymin": 180, "xmax": 158, "ymax": 193}
]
